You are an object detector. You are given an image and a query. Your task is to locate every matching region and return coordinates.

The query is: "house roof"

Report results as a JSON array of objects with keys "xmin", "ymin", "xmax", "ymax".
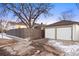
[
  {"xmin": 8, "ymin": 21, "xmax": 24, "ymax": 25},
  {"xmin": 46, "ymin": 20, "xmax": 79, "ymax": 27},
  {"xmin": 8, "ymin": 21, "xmax": 46, "ymax": 27}
]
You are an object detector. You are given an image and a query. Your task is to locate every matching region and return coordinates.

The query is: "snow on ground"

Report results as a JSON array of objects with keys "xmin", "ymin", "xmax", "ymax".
[
  {"xmin": 0, "ymin": 33, "xmax": 12, "ymax": 39},
  {"xmin": 48, "ymin": 40, "xmax": 79, "ymax": 56},
  {"xmin": 0, "ymin": 33, "xmax": 23, "ymax": 40}
]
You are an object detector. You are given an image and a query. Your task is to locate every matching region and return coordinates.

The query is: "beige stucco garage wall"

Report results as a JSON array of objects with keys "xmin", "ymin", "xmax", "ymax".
[
  {"xmin": 45, "ymin": 24, "xmax": 79, "ymax": 41},
  {"xmin": 45, "ymin": 25, "xmax": 78, "ymax": 41},
  {"xmin": 57, "ymin": 27, "xmax": 72, "ymax": 40},
  {"xmin": 73, "ymin": 24, "xmax": 79, "ymax": 41},
  {"xmin": 45, "ymin": 27, "xmax": 55, "ymax": 39}
]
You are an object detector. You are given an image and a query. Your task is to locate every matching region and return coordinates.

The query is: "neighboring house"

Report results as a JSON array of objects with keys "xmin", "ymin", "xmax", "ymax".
[
  {"xmin": 6, "ymin": 21, "xmax": 45, "ymax": 30},
  {"xmin": 45, "ymin": 20, "xmax": 79, "ymax": 41},
  {"xmin": 14, "ymin": 22, "xmax": 27, "ymax": 29},
  {"xmin": 6, "ymin": 21, "xmax": 29, "ymax": 30},
  {"xmin": 34, "ymin": 23, "xmax": 46, "ymax": 30}
]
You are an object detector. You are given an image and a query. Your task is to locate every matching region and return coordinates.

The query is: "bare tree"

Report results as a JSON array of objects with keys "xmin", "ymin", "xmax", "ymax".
[
  {"xmin": 58, "ymin": 10, "xmax": 75, "ymax": 21},
  {"xmin": 0, "ymin": 19, "xmax": 9, "ymax": 38},
  {"xmin": 0, "ymin": 3, "xmax": 53, "ymax": 28}
]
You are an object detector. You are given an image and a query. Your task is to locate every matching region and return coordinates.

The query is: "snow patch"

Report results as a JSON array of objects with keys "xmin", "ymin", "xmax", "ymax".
[
  {"xmin": 0, "ymin": 33, "xmax": 12, "ymax": 39},
  {"xmin": 48, "ymin": 40, "xmax": 79, "ymax": 56},
  {"xmin": 0, "ymin": 33, "xmax": 23, "ymax": 40}
]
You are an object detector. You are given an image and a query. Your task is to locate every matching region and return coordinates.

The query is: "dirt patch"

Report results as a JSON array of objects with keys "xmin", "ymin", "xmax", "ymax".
[
  {"xmin": 0, "ymin": 39, "xmax": 17, "ymax": 46},
  {"xmin": 0, "ymin": 47, "xmax": 14, "ymax": 56},
  {"xmin": 31, "ymin": 39, "xmax": 64, "ymax": 56},
  {"xmin": 0, "ymin": 39, "xmax": 65, "ymax": 56}
]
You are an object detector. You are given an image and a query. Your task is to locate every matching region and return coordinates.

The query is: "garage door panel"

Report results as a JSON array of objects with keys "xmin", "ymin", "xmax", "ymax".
[
  {"xmin": 45, "ymin": 28, "xmax": 55, "ymax": 39},
  {"xmin": 57, "ymin": 27, "xmax": 71, "ymax": 40}
]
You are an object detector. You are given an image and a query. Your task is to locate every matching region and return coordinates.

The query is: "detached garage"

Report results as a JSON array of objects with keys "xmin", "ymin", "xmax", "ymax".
[{"xmin": 45, "ymin": 20, "xmax": 79, "ymax": 41}]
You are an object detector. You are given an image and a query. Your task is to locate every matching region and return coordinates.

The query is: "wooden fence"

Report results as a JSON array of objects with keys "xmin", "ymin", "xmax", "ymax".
[{"xmin": 6, "ymin": 28, "xmax": 44, "ymax": 39}]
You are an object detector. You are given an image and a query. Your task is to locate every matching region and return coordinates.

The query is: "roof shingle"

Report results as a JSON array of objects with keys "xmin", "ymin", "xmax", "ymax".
[{"xmin": 47, "ymin": 20, "xmax": 79, "ymax": 27}]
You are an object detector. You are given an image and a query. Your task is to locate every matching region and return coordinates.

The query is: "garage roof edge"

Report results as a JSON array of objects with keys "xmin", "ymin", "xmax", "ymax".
[{"xmin": 46, "ymin": 20, "xmax": 79, "ymax": 27}]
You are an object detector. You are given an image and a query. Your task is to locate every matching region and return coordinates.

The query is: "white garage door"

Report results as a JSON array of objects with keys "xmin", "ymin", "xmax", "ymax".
[
  {"xmin": 45, "ymin": 28, "xmax": 55, "ymax": 39},
  {"xmin": 57, "ymin": 27, "xmax": 72, "ymax": 40}
]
